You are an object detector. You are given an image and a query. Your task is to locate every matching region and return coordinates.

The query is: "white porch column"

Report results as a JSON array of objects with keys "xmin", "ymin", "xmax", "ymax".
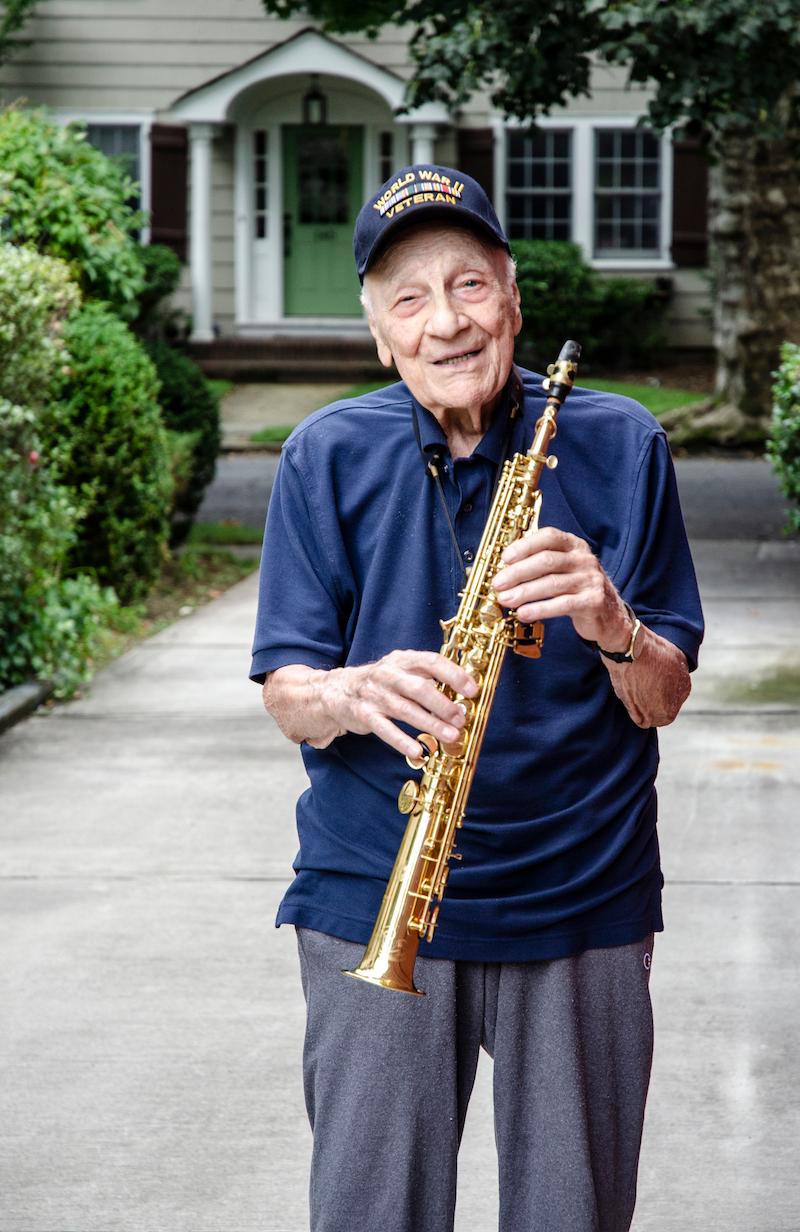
[
  {"xmin": 189, "ymin": 123, "xmax": 218, "ymax": 343},
  {"xmin": 409, "ymin": 123, "xmax": 437, "ymax": 165}
]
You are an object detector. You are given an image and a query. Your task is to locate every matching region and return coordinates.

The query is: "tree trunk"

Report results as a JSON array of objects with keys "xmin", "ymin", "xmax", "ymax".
[{"xmin": 707, "ymin": 126, "xmax": 800, "ymax": 440}]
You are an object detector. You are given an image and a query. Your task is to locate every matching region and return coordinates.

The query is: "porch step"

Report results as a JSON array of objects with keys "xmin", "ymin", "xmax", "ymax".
[{"xmin": 184, "ymin": 335, "xmax": 385, "ymax": 383}]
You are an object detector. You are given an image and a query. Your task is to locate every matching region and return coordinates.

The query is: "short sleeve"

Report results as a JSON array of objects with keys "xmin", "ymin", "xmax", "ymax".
[
  {"xmin": 249, "ymin": 449, "xmax": 346, "ymax": 683},
  {"xmin": 609, "ymin": 431, "xmax": 704, "ymax": 671}
]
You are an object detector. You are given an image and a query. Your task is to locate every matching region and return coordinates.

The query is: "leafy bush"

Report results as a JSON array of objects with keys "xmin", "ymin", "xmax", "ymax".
[
  {"xmin": 44, "ymin": 303, "xmax": 174, "ymax": 602},
  {"xmin": 0, "ymin": 102, "xmax": 146, "ymax": 320},
  {"xmin": 0, "ymin": 243, "xmax": 80, "ymax": 404},
  {"xmin": 143, "ymin": 339, "xmax": 220, "ymax": 536},
  {"xmin": 132, "ymin": 243, "xmax": 187, "ymax": 340},
  {"xmin": 767, "ymin": 342, "xmax": 800, "ymax": 534},
  {"xmin": 0, "ymin": 401, "xmax": 119, "ymax": 697},
  {"xmin": 511, "ymin": 239, "xmax": 670, "ymax": 370}
]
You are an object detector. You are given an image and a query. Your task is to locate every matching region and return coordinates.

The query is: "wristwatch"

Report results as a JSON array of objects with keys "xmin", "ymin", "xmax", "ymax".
[{"xmin": 595, "ymin": 601, "xmax": 642, "ymax": 664}]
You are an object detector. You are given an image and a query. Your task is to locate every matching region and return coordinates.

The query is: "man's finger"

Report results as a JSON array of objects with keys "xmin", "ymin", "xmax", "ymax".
[
  {"xmin": 493, "ymin": 547, "xmax": 575, "ymax": 593},
  {"xmin": 500, "ymin": 526, "xmax": 574, "ymax": 566},
  {"xmin": 401, "ymin": 650, "xmax": 478, "ymax": 698}
]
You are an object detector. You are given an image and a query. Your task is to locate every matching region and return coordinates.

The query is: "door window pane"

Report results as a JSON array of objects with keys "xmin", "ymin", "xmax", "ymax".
[{"xmin": 297, "ymin": 131, "xmax": 349, "ymax": 225}]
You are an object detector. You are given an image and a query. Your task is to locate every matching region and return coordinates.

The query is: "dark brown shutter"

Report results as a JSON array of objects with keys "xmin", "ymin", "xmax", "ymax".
[
  {"xmin": 671, "ymin": 133, "xmax": 708, "ymax": 267},
  {"xmin": 149, "ymin": 123, "xmax": 188, "ymax": 261},
  {"xmin": 456, "ymin": 128, "xmax": 495, "ymax": 201}
]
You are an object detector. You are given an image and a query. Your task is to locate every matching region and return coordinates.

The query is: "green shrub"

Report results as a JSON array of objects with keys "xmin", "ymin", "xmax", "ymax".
[
  {"xmin": 44, "ymin": 303, "xmax": 174, "ymax": 602},
  {"xmin": 0, "ymin": 102, "xmax": 146, "ymax": 320},
  {"xmin": 767, "ymin": 341, "xmax": 800, "ymax": 534},
  {"xmin": 0, "ymin": 243, "xmax": 80, "ymax": 404},
  {"xmin": 132, "ymin": 243, "xmax": 186, "ymax": 340},
  {"xmin": 0, "ymin": 400, "xmax": 119, "ymax": 697},
  {"xmin": 143, "ymin": 339, "xmax": 220, "ymax": 535},
  {"xmin": 511, "ymin": 239, "xmax": 669, "ymax": 370}
]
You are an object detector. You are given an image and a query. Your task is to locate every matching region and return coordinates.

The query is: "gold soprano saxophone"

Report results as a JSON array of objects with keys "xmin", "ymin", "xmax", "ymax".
[{"xmin": 344, "ymin": 340, "xmax": 581, "ymax": 995}]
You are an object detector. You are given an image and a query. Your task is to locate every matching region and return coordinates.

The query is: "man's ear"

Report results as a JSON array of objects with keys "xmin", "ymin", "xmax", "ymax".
[{"xmin": 512, "ymin": 281, "xmax": 522, "ymax": 338}]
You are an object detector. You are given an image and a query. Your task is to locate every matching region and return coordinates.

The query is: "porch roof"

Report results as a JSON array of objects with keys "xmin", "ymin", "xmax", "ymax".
[{"xmin": 167, "ymin": 26, "xmax": 450, "ymax": 125}]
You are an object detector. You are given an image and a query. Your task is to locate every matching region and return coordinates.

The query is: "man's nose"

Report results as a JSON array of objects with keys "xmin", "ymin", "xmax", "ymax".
[{"xmin": 424, "ymin": 291, "xmax": 465, "ymax": 339}]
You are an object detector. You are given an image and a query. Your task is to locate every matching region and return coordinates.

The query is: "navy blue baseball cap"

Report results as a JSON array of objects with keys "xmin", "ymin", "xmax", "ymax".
[{"xmin": 354, "ymin": 163, "xmax": 511, "ymax": 282}]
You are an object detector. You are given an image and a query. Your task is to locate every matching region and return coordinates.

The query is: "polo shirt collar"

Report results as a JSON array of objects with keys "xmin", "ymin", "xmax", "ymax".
[{"xmin": 410, "ymin": 366, "xmax": 522, "ymax": 464}]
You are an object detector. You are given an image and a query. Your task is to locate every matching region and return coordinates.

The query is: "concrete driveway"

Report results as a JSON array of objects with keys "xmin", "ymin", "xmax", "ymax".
[{"xmin": 1, "ymin": 456, "xmax": 798, "ymax": 1232}]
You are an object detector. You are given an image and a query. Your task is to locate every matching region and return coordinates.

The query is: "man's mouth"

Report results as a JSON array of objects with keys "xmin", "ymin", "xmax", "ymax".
[{"xmin": 433, "ymin": 348, "xmax": 483, "ymax": 366}]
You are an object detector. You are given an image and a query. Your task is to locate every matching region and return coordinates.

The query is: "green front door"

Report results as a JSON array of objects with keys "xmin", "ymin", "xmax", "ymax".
[{"xmin": 282, "ymin": 125, "xmax": 363, "ymax": 317}]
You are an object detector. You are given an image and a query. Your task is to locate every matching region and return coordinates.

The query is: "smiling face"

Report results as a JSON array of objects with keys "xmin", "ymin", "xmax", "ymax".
[{"xmin": 362, "ymin": 222, "xmax": 522, "ymax": 434}]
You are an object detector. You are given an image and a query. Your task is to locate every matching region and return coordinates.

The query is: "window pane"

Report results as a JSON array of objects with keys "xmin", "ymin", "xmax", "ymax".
[
  {"xmin": 508, "ymin": 161, "xmax": 527, "ymax": 189},
  {"xmin": 84, "ymin": 123, "xmax": 141, "ymax": 235},
  {"xmin": 253, "ymin": 129, "xmax": 268, "ymax": 241},
  {"xmin": 552, "ymin": 132, "xmax": 570, "ymax": 159},
  {"xmin": 506, "ymin": 127, "xmax": 573, "ymax": 243},
  {"xmin": 508, "ymin": 132, "xmax": 525, "ymax": 159},
  {"xmin": 641, "ymin": 161, "xmax": 659, "ymax": 188},
  {"xmin": 593, "ymin": 127, "xmax": 661, "ymax": 256},
  {"xmin": 297, "ymin": 132, "xmax": 349, "ymax": 225}
]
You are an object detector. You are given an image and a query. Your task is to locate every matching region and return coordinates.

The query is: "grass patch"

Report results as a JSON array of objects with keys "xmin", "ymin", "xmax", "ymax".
[
  {"xmin": 335, "ymin": 377, "xmax": 703, "ymax": 418},
  {"xmin": 208, "ymin": 378, "xmax": 235, "ymax": 402},
  {"xmin": 93, "ymin": 548, "xmax": 258, "ymax": 673},
  {"xmin": 249, "ymin": 423, "xmax": 297, "ymax": 444},
  {"xmin": 244, "ymin": 377, "xmax": 703, "ymax": 440},
  {"xmin": 188, "ymin": 519, "xmax": 263, "ymax": 545},
  {"xmin": 721, "ymin": 666, "xmax": 800, "ymax": 705},
  {"xmin": 580, "ymin": 379, "xmax": 706, "ymax": 418}
]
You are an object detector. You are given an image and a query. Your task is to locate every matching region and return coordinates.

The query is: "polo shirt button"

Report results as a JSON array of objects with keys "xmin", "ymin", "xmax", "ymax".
[
  {"xmin": 463, "ymin": 549, "xmax": 474, "ymax": 562},
  {"xmin": 463, "ymin": 502, "xmax": 473, "ymax": 513}
]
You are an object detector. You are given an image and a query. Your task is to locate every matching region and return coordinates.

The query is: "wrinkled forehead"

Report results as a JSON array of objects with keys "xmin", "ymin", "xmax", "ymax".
[{"xmin": 367, "ymin": 219, "xmax": 507, "ymax": 286}]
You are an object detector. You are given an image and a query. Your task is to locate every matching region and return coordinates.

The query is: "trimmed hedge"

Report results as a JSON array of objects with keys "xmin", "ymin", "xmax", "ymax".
[
  {"xmin": 132, "ymin": 242, "xmax": 187, "ymax": 341},
  {"xmin": 143, "ymin": 340, "xmax": 221, "ymax": 537},
  {"xmin": 0, "ymin": 400, "xmax": 118, "ymax": 697},
  {"xmin": 767, "ymin": 342, "xmax": 800, "ymax": 534},
  {"xmin": 44, "ymin": 303, "xmax": 174, "ymax": 603},
  {"xmin": 511, "ymin": 239, "xmax": 670, "ymax": 370}
]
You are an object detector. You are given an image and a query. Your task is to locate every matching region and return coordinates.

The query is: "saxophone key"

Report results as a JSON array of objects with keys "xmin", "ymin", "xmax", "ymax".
[
  {"xmin": 405, "ymin": 732, "xmax": 439, "ymax": 770},
  {"xmin": 397, "ymin": 779, "xmax": 421, "ymax": 814}
]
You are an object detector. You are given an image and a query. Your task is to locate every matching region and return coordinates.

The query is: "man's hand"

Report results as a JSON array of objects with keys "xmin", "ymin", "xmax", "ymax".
[
  {"xmin": 263, "ymin": 652, "xmax": 478, "ymax": 758},
  {"xmin": 492, "ymin": 526, "xmax": 631, "ymax": 650},
  {"xmin": 491, "ymin": 525, "xmax": 691, "ymax": 727}
]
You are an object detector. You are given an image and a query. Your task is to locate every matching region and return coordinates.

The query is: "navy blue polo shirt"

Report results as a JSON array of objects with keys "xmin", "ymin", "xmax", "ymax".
[{"xmin": 249, "ymin": 367, "xmax": 704, "ymax": 961}]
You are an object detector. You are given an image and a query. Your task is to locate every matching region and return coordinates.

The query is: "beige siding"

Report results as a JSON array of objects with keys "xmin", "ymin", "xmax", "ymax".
[
  {"xmin": 0, "ymin": 3, "xmax": 413, "ymax": 112},
  {"xmin": 0, "ymin": 2, "xmax": 711, "ymax": 341},
  {"xmin": 663, "ymin": 268, "xmax": 712, "ymax": 349}
]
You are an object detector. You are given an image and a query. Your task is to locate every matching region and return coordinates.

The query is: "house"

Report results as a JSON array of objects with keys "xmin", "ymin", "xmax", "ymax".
[{"xmin": 0, "ymin": 1, "xmax": 710, "ymax": 373}]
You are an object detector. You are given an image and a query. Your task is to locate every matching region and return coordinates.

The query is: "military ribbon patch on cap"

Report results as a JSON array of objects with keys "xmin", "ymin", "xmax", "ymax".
[{"xmin": 373, "ymin": 169, "xmax": 466, "ymax": 219}]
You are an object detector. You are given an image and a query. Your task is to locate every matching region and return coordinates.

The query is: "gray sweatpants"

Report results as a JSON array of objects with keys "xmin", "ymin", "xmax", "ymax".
[{"xmin": 296, "ymin": 926, "xmax": 655, "ymax": 1232}]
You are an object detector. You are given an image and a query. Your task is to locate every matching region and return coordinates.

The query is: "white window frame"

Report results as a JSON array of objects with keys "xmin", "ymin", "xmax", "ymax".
[
  {"xmin": 51, "ymin": 111, "xmax": 155, "ymax": 245},
  {"xmin": 493, "ymin": 114, "xmax": 674, "ymax": 271}
]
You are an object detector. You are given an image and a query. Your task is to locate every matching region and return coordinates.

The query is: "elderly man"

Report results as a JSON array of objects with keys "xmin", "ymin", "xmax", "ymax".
[{"xmin": 250, "ymin": 165, "xmax": 703, "ymax": 1232}]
